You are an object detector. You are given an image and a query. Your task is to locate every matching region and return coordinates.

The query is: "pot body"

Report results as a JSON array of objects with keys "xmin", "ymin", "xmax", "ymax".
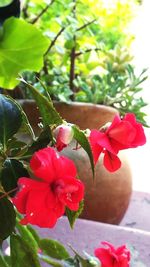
[{"xmin": 19, "ymin": 100, "xmax": 132, "ymax": 224}]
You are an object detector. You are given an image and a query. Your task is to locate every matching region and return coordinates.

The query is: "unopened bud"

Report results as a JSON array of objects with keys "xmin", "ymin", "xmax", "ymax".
[{"xmin": 54, "ymin": 124, "xmax": 74, "ymax": 151}]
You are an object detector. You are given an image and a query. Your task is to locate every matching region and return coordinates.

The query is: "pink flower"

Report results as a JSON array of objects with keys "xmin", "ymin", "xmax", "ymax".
[
  {"xmin": 94, "ymin": 242, "xmax": 130, "ymax": 267},
  {"xmin": 89, "ymin": 113, "xmax": 146, "ymax": 172},
  {"xmin": 12, "ymin": 147, "xmax": 84, "ymax": 228},
  {"xmin": 54, "ymin": 124, "xmax": 74, "ymax": 151}
]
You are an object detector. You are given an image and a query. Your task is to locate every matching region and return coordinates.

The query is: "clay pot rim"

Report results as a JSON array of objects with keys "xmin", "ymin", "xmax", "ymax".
[{"xmin": 18, "ymin": 99, "xmax": 118, "ymax": 113}]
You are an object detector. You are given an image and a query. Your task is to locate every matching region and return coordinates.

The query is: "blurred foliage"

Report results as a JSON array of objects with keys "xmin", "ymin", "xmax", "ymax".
[{"xmin": 18, "ymin": 0, "xmax": 148, "ymax": 126}]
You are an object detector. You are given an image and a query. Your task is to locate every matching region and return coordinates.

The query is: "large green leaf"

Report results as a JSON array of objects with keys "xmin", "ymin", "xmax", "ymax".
[
  {"xmin": 0, "ymin": 17, "xmax": 49, "ymax": 89},
  {"xmin": 21, "ymin": 78, "xmax": 63, "ymax": 127},
  {"xmin": 0, "ymin": 194, "xmax": 16, "ymax": 241},
  {"xmin": 0, "ymin": 94, "xmax": 22, "ymax": 150},
  {"xmin": 10, "ymin": 234, "xmax": 41, "ymax": 267},
  {"xmin": 0, "ymin": 159, "xmax": 29, "ymax": 197},
  {"xmin": 39, "ymin": 239, "xmax": 70, "ymax": 260}
]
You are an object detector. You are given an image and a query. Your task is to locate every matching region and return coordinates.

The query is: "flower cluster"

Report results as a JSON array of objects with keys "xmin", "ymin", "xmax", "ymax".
[
  {"xmin": 89, "ymin": 113, "xmax": 146, "ymax": 171},
  {"xmin": 12, "ymin": 112, "xmax": 146, "ymax": 229}
]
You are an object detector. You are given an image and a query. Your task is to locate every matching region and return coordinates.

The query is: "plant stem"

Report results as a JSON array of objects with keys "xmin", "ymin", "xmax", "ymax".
[
  {"xmin": 69, "ymin": 0, "xmax": 76, "ymax": 99},
  {"xmin": 76, "ymin": 19, "xmax": 96, "ymax": 31},
  {"xmin": 22, "ymin": 0, "xmax": 29, "ymax": 19},
  {"xmin": 0, "ymin": 188, "xmax": 18, "ymax": 200},
  {"xmin": 75, "ymin": 47, "xmax": 101, "ymax": 57},
  {"xmin": 45, "ymin": 27, "xmax": 65, "ymax": 56},
  {"xmin": 31, "ymin": 0, "xmax": 55, "ymax": 24}
]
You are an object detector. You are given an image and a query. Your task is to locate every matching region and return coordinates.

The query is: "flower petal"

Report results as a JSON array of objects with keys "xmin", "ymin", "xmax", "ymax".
[
  {"xmin": 30, "ymin": 147, "xmax": 57, "ymax": 182},
  {"xmin": 89, "ymin": 130, "xmax": 103, "ymax": 164},
  {"xmin": 54, "ymin": 176, "xmax": 84, "ymax": 211},
  {"xmin": 103, "ymin": 151, "xmax": 121, "ymax": 172}
]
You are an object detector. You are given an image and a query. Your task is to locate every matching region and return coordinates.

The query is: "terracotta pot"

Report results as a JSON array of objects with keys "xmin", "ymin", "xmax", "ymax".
[{"xmin": 19, "ymin": 100, "xmax": 132, "ymax": 224}]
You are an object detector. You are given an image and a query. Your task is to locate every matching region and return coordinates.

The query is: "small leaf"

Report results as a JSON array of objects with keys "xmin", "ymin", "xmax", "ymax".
[
  {"xmin": 16, "ymin": 219, "xmax": 39, "ymax": 253},
  {"xmin": 22, "ymin": 126, "xmax": 53, "ymax": 159},
  {"xmin": 66, "ymin": 201, "xmax": 84, "ymax": 229},
  {"xmin": 0, "ymin": 194, "xmax": 16, "ymax": 241},
  {"xmin": 72, "ymin": 126, "xmax": 94, "ymax": 177},
  {"xmin": 38, "ymin": 254, "xmax": 63, "ymax": 267},
  {"xmin": 20, "ymin": 78, "xmax": 63, "ymax": 127},
  {"xmin": 39, "ymin": 239, "xmax": 70, "ymax": 260},
  {"xmin": 63, "ymin": 257, "xmax": 80, "ymax": 267},
  {"xmin": 10, "ymin": 234, "xmax": 41, "ymax": 267},
  {"xmin": 0, "ymin": 253, "xmax": 10, "ymax": 267},
  {"xmin": 0, "ymin": 94, "xmax": 22, "ymax": 150},
  {"xmin": 0, "ymin": 159, "xmax": 29, "ymax": 197},
  {"xmin": 12, "ymin": 98, "xmax": 35, "ymax": 140}
]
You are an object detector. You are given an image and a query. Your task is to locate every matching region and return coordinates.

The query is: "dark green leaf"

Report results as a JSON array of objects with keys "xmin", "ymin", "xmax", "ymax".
[
  {"xmin": 20, "ymin": 78, "xmax": 63, "ymax": 127},
  {"xmin": 39, "ymin": 239, "xmax": 70, "ymax": 260},
  {"xmin": 22, "ymin": 127, "xmax": 53, "ymax": 159},
  {"xmin": 0, "ymin": 159, "xmax": 29, "ymax": 197},
  {"xmin": 10, "ymin": 234, "xmax": 41, "ymax": 267},
  {"xmin": 0, "ymin": 94, "xmax": 22, "ymax": 150},
  {"xmin": 65, "ymin": 201, "xmax": 84, "ymax": 229},
  {"xmin": 12, "ymin": 98, "xmax": 35, "ymax": 140},
  {"xmin": 72, "ymin": 126, "xmax": 94, "ymax": 177},
  {"xmin": 0, "ymin": 194, "xmax": 16, "ymax": 241}
]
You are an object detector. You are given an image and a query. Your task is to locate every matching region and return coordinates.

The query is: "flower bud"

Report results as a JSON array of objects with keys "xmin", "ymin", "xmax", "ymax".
[{"xmin": 54, "ymin": 124, "xmax": 74, "ymax": 151}]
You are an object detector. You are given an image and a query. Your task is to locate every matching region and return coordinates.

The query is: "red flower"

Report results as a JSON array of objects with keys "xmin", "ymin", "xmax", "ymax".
[
  {"xmin": 12, "ymin": 147, "xmax": 84, "ymax": 228},
  {"xmin": 54, "ymin": 124, "xmax": 74, "ymax": 151},
  {"xmin": 89, "ymin": 113, "xmax": 146, "ymax": 172},
  {"xmin": 94, "ymin": 241, "xmax": 130, "ymax": 267}
]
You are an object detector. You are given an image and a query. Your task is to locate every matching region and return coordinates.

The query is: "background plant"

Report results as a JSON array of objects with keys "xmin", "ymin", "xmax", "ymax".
[{"xmin": 17, "ymin": 0, "xmax": 148, "ymax": 126}]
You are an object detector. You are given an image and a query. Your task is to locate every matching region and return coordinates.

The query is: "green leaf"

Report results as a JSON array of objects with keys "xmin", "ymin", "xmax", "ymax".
[
  {"xmin": 0, "ymin": 194, "xmax": 16, "ymax": 241},
  {"xmin": 0, "ymin": 94, "xmax": 22, "ymax": 150},
  {"xmin": 0, "ymin": 159, "xmax": 29, "ymax": 197},
  {"xmin": 72, "ymin": 126, "xmax": 94, "ymax": 177},
  {"xmin": 0, "ymin": 253, "xmax": 10, "ymax": 267},
  {"xmin": 0, "ymin": 17, "xmax": 49, "ymax": 89},
  {"xmin": 16, "ymin": 219, "xmax": 39, "ymax": 253},
  {"xmin": 63, "ymin": 257, "xmax": 80, "ymax": 267},
  {"xmin": 38, "ymin": 254, "xmax": 63, "ymax": 267},
  {"xmin": 68, "ymin": 249, "xmax": 99, "ymax": 267},
  {"xmin": 20, "ymin": 78, "xmax": 63, "ymax": 127},
  {"xmin": 39, "ymin": 239, "xmax": 70, "ymax": 260},
  {"xmin": 22, "ymin": 126, "xmax": 53, "ymax": 159},
  {"xmin": 66, "ymin": 201, "xmax": 84, "ymax": 229},
  {"xmin": 10, "ymin": 234, "xmax": 41, "ymax": 267},
  {"xmin": 13, "ymin": 99, "xmax": 35, "ymax": 140}
]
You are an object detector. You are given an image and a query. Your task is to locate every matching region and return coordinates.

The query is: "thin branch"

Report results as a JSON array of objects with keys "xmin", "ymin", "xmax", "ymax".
[
  {"xmin": 0, "ymin": 188, "xmax": 18, "ymax": 200},
  {"xmin": 76, "ymin": 19, "xmax": 96, "ymax": 31},
  {"xmin": 31, "ymin": 0, "xmax": 55, "ymax": 24},
  {"xmin": 22, "ymin": 0, "xmax": 30, "ymax": 19},
  {"xmin": 44, "ymin": 27, "xmax": 65, "ymax": 56},
  {"xmin": 75, "ymin": 47, "xmax": 101, "ymax": 57}
]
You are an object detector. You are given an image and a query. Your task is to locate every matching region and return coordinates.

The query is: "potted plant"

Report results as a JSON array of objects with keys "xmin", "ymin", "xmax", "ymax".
[
  {"xmin": 0, "ymin": 0, "xmax": 148, "ymax": 224},
  {"xmin": 0, "ymin": 1, "xmax": 148, "ymax": 265}
]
